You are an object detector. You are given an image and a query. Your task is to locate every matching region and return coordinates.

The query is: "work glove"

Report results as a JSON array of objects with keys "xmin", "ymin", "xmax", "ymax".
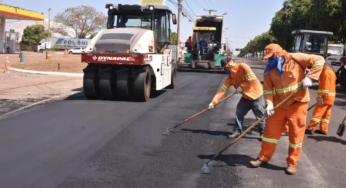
[
  {"xmin": 265, "ymin": 104, "xmax": 275, "ymax": 117},
  {"xmin": 318, "ymin": 97, "xmax": 323, "ymax": 105},
  {"xmin": 302, "ymin": 77, "xmax": 312, "ymax": 89},
  {"xmin": 236, "ymin": 87, "xmax": 243, "ymax": 94},
  {"xmin": 208, "ymin": 102, "xmax": 214, "ymax": 109}
]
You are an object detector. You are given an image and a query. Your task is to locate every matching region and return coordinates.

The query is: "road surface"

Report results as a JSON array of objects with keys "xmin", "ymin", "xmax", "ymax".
[{"xmin": 0, "ymin": 58, "xmax": 345, "ymax": 188}]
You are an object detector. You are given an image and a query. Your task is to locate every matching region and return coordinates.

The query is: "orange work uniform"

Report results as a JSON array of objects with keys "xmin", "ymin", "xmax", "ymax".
[
  {"xmin": 212, "ymin": 63, "xmax": 263, "ymax": 104},
  {"xmin": 307, "ymin": 67, "xmax": 337, "ymax": 133},
  {"xmin": 259, "ymin": 53, "xmax": 324, "ymax": 166}
]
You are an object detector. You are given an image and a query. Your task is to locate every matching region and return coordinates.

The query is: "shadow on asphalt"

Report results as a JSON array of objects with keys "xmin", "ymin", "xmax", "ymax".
[
  {"xmin": 63, "ymin": 89, "xmax": 167, "ymax": 101},
  {"xmin": 307, "ymin": 135, "xmax": 346, "ymax": 145},
  {"xmin": 180, "ymin": 128, "xmax": 260, "ymax": 140},
  {"xmin": 197, "ymin": 154, "xmax": 286, "ymax": 171},
  {"xmin": 150, "ymin": 90, "xmax": 167, "ymax": 98}
]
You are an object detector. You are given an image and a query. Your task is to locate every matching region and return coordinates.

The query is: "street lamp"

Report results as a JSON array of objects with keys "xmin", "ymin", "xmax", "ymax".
[{"xmin": 223, "ymin": 13, "xmax": 227, "ymax": 15}]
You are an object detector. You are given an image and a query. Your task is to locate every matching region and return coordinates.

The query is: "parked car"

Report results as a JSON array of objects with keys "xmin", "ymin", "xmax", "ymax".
[{"xmin": 68, "ymin": 47, "xmax": 85, "ymax": 54}]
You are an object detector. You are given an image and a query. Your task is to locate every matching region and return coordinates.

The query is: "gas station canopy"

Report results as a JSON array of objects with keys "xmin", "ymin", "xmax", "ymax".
[{"xmin": 0, "ymin": 4, "xmax": 44, "ymax": 21}]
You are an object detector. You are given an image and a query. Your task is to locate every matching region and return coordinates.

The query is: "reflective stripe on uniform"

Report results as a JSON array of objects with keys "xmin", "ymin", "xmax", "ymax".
[
  {"xmin": 263, "ymin": 90, "xmax": 274, "ymax": 95},
  {"xmin": 262, "ymin": 137, "xmax": 279, "ymax": 144},
  {"xmin": 318, "ymin": 90, "xmax": 329, "ymax": 94},
  {"xmin": 318, "ymin": 90, "xmax": 336, "ymax": 96},
  {"xmin": 289, "ymin": 142, "xmax": 303, "ymax": 149},
  {"xmin": 245, "ymin": 73, "xmax": 255, "ymax": 79},
  {"xmin": 313, "ymin": 61, "xmax": 325, "ymax": 66},
  {"xmin": 275, "ymin": 82, "xmax": 302, "ymax": 94},
  {"xmin": 311, "ymin": 117, "xmax": 320, "ymax": 123},
  {"xmin": 321, "ymin": 119, "xmax": 330, "ymax": 124},
  {"xmin": 222, "ymin": 85, "xmax": 228, "ymax": 91}
]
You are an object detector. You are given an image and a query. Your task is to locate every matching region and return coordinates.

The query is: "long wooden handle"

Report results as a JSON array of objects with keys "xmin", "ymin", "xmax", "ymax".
[
  {"xmin": 208, "ymin": 87, "xmax": 303, "ymax": 163},
  {"xmin": 170, "ymin": 92, "xmax": 237, "ymax": 130}
]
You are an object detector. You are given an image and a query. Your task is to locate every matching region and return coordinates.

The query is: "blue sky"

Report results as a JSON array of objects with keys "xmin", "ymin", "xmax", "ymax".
[{"xmin": 5, "ymin": 0, "xmax": 284, "ymax": 53}]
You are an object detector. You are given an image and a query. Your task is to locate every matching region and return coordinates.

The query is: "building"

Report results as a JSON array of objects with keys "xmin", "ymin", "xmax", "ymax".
[
  {"xmin": 9, "ymin": 18, "xmax": 76, "ymax": 43},
  {"xmin": 0, "ymin": 3, "xmax": 44, "ymax": 53}
]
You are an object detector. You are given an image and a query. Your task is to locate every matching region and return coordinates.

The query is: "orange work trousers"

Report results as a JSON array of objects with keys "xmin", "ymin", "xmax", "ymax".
[
  {"xmin": 259, "ymin": 102, "xmax": 308, "ymax": 166},
  {"xmin": 307, "ymin": 104, "xmax": 332, "ymax": 133}
]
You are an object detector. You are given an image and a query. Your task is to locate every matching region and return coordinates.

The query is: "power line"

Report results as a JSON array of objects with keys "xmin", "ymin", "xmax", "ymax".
[
  {"xmin": 167, "ymin": 0, "xmax": 195, "ymax": 22},
  {"xmin": 207, "ymin": 0, "xmax": 216, "ymax": 9},
  {"xmin": 184, "ymin": 0, "xmax": 196, "ymax": 16},
  {"xmin": 192, "ymin": 0, "xmax": 204, "ymax": 9},
  {"xmin": 202, "ymin": 0, "xmax": 211, "ymax": 8}
]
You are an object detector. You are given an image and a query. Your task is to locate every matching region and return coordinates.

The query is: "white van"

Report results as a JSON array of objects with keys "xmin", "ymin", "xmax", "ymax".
[{"xmin": 327, "ymin": 44, "xmax": 344, "ymax": 66}]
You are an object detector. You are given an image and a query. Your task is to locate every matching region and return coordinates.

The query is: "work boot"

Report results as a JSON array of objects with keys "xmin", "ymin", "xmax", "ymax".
[
  {"xmin": 249, "ymin": 158, "xmax": 266, "ymax": 168},
  {"xmin": 281, "ymin": 132, "xmax": 288, "ymax": 136},
  {"xmin": 314, "ymin": 130, "xmax": 327, "ymax": 135},
  {"xmin": 258, "ymin": 134, "xmax": 263, "ymax": 142},
  {"xmin": 285, "ymin": 165, "xmax": 297, "ymax": 175},
  {"xmin": 305, "ymin": 129, "xmax": 314, "ymax": 135},
  {"xmin": 227, "ymin": 131, "xmax": 241, "ymax": 139}
]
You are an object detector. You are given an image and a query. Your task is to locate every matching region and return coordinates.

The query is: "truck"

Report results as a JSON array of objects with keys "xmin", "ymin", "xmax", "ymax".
[
  {"xmin": 291, "ymin": 30, "xmax": 346, "ymax": 90},
  {"xmin": 81, "ymin": 4, "xmax": 177, "ymax": 102},
  {"xmin": 178, "ymin": 15, "xmax": 226, "ymax": 73},
  {"xmin": 327, "ymin": 44, "xmax": 344, "ymax": 66},
  {"xmin": 35, "ymin": 37, "xmax": 91, "ymax": 52}
]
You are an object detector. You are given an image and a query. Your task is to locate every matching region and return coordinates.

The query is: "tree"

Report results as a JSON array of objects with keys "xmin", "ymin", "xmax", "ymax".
[
  {"xmin": 270, "ymin": 0, "xmax": 312, "ymax": 50},
  {"xmin": 238, "ymin": 32, "xmax": 277, "ymax": 57},
  {"xmin": 54, "ymin": 6, "xmax": 107, "ymax": 38},
  {"xmin": 170, "ymin": 31, "xmax": 178, "ymax": 45},
  {"xmin": 21, "ymin": 24, "xmax": 51, "ymax": 47},
  {"xmin": 309, "ymin": 0, "xmax": 346, "ymax": 43}
]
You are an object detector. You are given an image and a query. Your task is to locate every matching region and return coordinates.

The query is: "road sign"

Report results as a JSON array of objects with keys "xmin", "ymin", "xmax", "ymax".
[
  {"xmin": 140, "ymin": 0, "xmax": 165, "ymax": 5},
  {"xmin": 235, "ymin": 48, "xmax": 242, "ymax": 51}
]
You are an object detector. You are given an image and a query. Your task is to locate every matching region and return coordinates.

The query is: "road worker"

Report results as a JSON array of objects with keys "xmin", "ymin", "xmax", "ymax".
[
  {"xmin": 306, "ymin": 61, "xmax": 336, "ymax": 135},
  {"xmin": 208, "ymin": 56, "xmax": 266, "ymax": 140},
  {"xmin": 186, "ymin": 36, "xmax": 193, "ymax": 51},
  {"xmin": 118, "ymin": 16, "xmax": 128, "ymax": 27},
  {"xmin": 250, "ymin": 43, "xmax": 325, "ymax": 175}
]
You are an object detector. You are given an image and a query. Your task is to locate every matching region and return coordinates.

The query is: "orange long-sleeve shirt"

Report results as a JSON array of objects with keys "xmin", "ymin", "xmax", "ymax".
[
  {"xmin": 263, "ymin": 53, "xmax": 325, "ymax": 110},
  {"xmin": 212, "ymin": 63, "xmax": 263, "ymax": 104},
  {"xmin": 317, "ymin": 67, "xmax": 337, "ymax": 105}
]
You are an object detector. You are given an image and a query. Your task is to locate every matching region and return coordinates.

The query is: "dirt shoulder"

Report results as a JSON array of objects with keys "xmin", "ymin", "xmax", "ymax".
[
  {"xmin": 0, "ymin": 55, "xmax": 83, "ymax": 116},
  {"xmin": 2, "ymin": 52, "xmax": 87, "ymax": 73}
]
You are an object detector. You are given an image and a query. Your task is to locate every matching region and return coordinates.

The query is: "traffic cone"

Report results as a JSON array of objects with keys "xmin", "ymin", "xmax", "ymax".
[
  {"xmin": 5, "ymin": 56, "xmax": 10, "ymax": 69},
  {"xmin": 64, "ymin": 49, "xmax": 68, "ymax": 58}
]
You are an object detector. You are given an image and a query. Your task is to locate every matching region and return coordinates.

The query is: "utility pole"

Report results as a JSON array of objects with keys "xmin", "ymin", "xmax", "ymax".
[
  {"xmin": 176, "ymin": 0, "xmax": 182, "ymax": 63},
  {"xmin": 204, "ymin": 9, "xmax": 217, "ymax": 15},
  {"xmin": 47, "ymin": 8, "xmax": 52, "ymax": 32}
]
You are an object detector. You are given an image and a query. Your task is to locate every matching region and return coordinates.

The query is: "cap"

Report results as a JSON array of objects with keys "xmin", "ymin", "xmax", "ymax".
[{"xmin": 264, "ymin": 43, "xmax": 284, "ymax": 59}]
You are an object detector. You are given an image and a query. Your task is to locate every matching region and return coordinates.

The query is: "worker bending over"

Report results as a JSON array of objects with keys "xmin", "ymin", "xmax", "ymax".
[
  {"xmin": 306, "ymin": 61, "xmax": 337, "ymax": 135},
  {"xmin": 250, "ymin": 44, "xmax": 324, "ymax": 175},
  {"xmin": 209, "ymin": 56, "xmax": 266, "ymax": 140}
]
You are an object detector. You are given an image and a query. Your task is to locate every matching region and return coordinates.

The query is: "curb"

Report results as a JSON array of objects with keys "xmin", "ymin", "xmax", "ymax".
[{"xmin": 7, "ymin": 67, "xmax": 83, "ymax": 77}]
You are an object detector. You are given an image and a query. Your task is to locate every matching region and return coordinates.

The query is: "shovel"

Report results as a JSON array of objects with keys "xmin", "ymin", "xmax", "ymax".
[
  {"xmin": 201, "ymin": 87, "xmax": 303, "ymax": 174},
  {"xmin": 162, "ymin": 91, "xmax": 237, "ymax": 135},
  {"xmin": 336, "ymin": 115, "xmax": 346, "ymax": 137}
]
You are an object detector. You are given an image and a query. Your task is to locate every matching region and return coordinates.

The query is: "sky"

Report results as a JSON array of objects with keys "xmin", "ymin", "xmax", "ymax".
[{"xmin": 4, "ymin": 0, "xmax": 285, "ymax": 54}]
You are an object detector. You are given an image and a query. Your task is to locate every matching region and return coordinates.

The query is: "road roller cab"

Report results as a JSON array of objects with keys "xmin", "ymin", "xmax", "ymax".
[{"xmin": 81, "ymin": 4, "xmax": 177, "ymax": 101}]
